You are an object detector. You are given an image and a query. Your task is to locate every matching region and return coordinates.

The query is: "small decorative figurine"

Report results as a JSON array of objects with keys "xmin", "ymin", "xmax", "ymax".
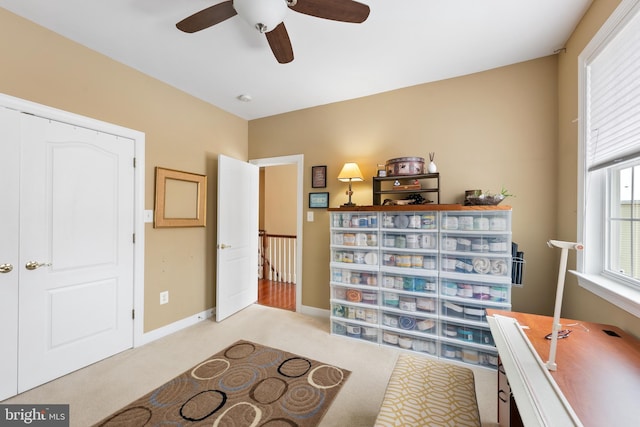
[{"xmin": 428, "ymin": 152, "xmax": 437, "ymax": 173}]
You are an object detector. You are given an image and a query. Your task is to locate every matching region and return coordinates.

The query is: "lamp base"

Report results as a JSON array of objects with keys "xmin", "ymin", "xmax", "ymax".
[{"xmin": 341, "ymin": 202, "xmax": 356, "ymax": 207}]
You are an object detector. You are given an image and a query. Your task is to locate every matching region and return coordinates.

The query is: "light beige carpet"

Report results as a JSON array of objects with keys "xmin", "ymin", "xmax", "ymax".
[{"xmin": 2, "ymin": 304, "xmax": 498, "ymax": 426}]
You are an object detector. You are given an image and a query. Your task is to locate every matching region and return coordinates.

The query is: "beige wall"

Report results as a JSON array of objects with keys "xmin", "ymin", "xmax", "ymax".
[
  {"xmin": 264, "ymin": 164, "xmax": 297, "ymax": 235},
  {"xmin": 0, "ymin": 8, "xmax": 248, "ymax": 332},
  {"xmin": 557, "ymin": 0, "xmax": 640, "ymax": 337},
  {"xmin": 249, "ymin": 56, "xmax": 561, "ymax": 313}
]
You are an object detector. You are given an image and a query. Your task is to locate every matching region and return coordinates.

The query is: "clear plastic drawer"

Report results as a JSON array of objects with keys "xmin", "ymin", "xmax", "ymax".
[
  {"xmin": 381, "ymin": 312, "xmax": 437, "ymax": 333},
  {"xmin": 333, "ymin": 231, "xmax": 378, "ymax": 247},
  {"xmin": 381, "ymin": 231, "xmax": 438, "ymax": 250},
  {"xmin": 440, "ymin": 343, "xmax": 498, "ymax": 367},
  {"xmin": 332, "ymin": 268, "xmax": 379, "ymax": 287},
  {"xmin": 331, "ymin": 303, "xmax": 378, "ymax": 324},
  {"xmin": 332, "ymin": 320, "xmax": 378, "ymax": 343},
  {"xmin": 440, "ymin": 233, "xmax": 511, "ymax": 254},
  {"xmin": 382, "ymin": 292, "xmax": 437, "ymax": 314},
  {"xmin": 440, "ymin": 320, "xmax": 495, "ymax": 346},
  {"xmin": 332, "ymin": 248, "xmax": 379, "ymax": 266},
  {"xmin": 381, "ymin": 273, "xmax": 438, "ymax": 294},
  {"xmin": 381, "ymin": 252, "xmax": 438, "ymax": 270},
  {"xmin": 440, "ymin": 255, "xmax": 511, "ymax": 277},
  {"xmin": 440, "ymin": 211, "xmax": 511, "ymax": 231},
  {"xmin": 440, "ymin": 300, "xmax": 488, "ymax": 322},
  {"xmin": 332, "ymin": 286, "xmax": 378, "ymax": 305},
  {"xmin": 440, "ymin": 278, "xmax": 510, "ymax": 303},
  {"xmin": 381, "ymin": 332, "xmax": 438, "ymax": 355},
  {"xmin": 331, "ymin": 213, "xmax": 378, "ymax": 229},
  {"xmin": 381, "ymin": 212, "xmax": 438, "ymax": 230}
]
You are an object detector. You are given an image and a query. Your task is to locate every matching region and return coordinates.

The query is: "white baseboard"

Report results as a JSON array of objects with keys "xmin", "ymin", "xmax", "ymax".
[
  {"xmin": 138, "ymin": 305, "xmax": 329, "ymax": 347},
  {"xmin": 299, "ymin": 305, "xmax": 330, "ymax": 318},
  {"xmin": 137, "ymin": 307, "xmax": 214, "ymax": 346}
]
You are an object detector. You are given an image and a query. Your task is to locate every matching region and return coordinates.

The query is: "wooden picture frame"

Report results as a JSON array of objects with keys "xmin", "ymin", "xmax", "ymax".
[
  {"xmin": 311, "ymin": 165, "xmax": 327, "ymax": 188},
  {"xmin": 309, "ymin": 192, "xmax": 329, "ymax": 208},
  {"xmin": 154, "ymin": 167, "xmax": 207, "ymax": 228}
]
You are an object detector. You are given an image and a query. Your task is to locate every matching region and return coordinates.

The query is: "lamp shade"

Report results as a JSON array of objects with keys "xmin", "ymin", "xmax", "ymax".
[
  {"xmin": 337, "ymin": 162, "xmax": 364, "ymax": 182},
  {"xmin": 234, "ymin": 0, "xmax": 288, "ymax": 33}
]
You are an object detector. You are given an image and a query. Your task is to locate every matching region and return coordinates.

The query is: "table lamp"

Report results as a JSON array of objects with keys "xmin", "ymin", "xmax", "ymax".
[
  {"xmin": 546, "ymin": 239, "xmax": 584, "ymax": 371},
  {"xmin": 337, "ymin": 162, "xmax": 364, "ymax": 207}
]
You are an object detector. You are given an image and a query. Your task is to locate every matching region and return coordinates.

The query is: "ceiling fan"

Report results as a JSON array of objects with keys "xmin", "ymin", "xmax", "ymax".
[{"xmin": 176, "ymin": 0, "xmax": 370, "ymax": 64}]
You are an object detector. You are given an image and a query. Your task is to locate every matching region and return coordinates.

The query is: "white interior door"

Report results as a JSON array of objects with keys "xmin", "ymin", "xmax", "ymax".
[
  {"xmin": 17, "ymin": 114, "xmax": 135, "ymax": 392},
  {"xmin": 0, "ymin": 107, "xmax": 21, "ymax": 400},
  {"xmin": 216, "ymin": 154, "xmax": 259, "ymax": 321}
]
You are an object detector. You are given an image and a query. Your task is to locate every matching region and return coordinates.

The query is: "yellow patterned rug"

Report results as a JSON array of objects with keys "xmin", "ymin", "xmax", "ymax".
[{"xmin": 95, "ymin": 340, "xmax": 351, "ymax": 426}]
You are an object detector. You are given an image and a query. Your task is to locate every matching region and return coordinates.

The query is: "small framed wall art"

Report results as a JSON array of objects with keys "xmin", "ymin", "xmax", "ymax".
[
  {"xmin": 154, "ymin": 167, "xmax": 207, "ymax": 228},
  {"xmin": 311, "ymin": 165, "xmax": 327, "ymax": 188},
  {"xmin": 309, "ymin": 192, "xmax": 329, "ymax": 208}
]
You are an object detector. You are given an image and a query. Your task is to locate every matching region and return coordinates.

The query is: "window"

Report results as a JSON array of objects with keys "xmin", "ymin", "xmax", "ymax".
[
  {"xmin": 610, "ymin": 164, "xmax": 640, "ymax": 282},
  {"xmin": 575, "ymin": 0, "xmax": 640, "ymax": 317}
]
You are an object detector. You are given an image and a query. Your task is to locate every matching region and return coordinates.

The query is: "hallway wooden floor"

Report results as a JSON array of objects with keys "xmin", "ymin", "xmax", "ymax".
[{"xmin": 257, "ymin": 279, "xmax": 296, "ymax": 311}]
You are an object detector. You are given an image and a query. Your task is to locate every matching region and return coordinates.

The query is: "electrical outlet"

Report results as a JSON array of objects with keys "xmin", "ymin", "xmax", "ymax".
[{"xmin": 160, "ymin": 291, "xmax": 169, "ymax": 305}]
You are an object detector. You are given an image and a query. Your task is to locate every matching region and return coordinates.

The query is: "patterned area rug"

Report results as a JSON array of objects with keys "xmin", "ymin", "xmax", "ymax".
[{"xmin": 94, "ymin": 340, "xmax": 351, "ymax": 426}]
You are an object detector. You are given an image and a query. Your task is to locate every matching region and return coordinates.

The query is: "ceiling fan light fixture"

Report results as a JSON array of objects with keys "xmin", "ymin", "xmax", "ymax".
[{"xmin": 234, "ymin": 0, "xmax": 288, "ymax": 33}]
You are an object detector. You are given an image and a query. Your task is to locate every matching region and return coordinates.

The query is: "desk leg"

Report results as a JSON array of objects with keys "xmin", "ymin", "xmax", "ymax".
[{"xmin": 498, "ymin": 358, "xmax": 524, "ymax": 427}]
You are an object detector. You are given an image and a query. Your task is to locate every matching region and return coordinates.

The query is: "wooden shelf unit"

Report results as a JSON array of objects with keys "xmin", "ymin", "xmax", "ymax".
[{"xmin": 373, "ymin": 173, "xmax": 440, "ymax": 205}]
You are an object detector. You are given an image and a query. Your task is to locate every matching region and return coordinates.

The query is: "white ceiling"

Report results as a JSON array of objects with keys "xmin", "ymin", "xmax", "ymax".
[{"xmin": 0, "ymin": 0, "xmax": 592, "ymax": 120}]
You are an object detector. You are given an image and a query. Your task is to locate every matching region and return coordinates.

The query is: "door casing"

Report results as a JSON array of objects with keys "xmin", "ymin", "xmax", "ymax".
[
  {"xmin": 250, "ymin": 154, "xmax": 304, "ymax": 312},
  {"xmin": 0, "ymin": 94, "xmax": 146, "ymax": 346}
]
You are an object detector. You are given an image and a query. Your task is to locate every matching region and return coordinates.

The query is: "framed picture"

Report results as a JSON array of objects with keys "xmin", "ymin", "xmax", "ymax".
[
  {"xmin": 309, "ymin": 192, "xmax": 329, "ymax": 208},
  {"xmin": 154, "ymin": 167, "xmax": 207, "ymax": 228},
  {"xmin": 311, "ymin": 165, "xmax": 327, "ymax": 188}
]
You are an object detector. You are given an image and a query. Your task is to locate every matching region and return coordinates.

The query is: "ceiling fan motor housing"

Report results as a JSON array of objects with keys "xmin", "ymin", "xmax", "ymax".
[{"xmin": 233, "ymin": 0, "xmax": 288, "ymax": 33}]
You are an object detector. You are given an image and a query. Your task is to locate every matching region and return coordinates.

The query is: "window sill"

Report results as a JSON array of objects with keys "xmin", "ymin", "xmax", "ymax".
[{"xmin": 571, "ymin": 271, "xmax": 640, "ymax": 318}]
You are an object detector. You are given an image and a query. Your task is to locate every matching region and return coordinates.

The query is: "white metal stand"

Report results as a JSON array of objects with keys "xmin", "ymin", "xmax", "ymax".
[{"xmin": 545, "ymin": 240, "xmax": 583, "ymax": 371}]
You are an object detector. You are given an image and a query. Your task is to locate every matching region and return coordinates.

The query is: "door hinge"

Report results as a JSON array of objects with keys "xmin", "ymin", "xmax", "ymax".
[
  {"xmin": 133, "ymin": 157, "xmax": 136, "ymax": 168},
  {"xmin": 132, "ymin": 309, "xmax": 135, "ymax": 319},
  {"xmin": 133, "ymin": 233, "xmax": 135, "ymax": 244}
]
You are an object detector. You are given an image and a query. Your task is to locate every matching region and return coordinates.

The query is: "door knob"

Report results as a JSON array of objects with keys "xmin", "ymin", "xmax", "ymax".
[
  {"xmin": 25, "ymin": 261, "xmax": 52, "ymax": 270},
  {"xmin": 0, "ymin": 263, "xmax": 13, "ymax": 273},
  {"xmin": 217, "ymin": 244, "xmax": 232, "ymax": 249}
]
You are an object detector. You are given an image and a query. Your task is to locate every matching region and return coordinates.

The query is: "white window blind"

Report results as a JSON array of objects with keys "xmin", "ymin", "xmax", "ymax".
[{"xmin": 587, "ymin": 6, "xmax": 640, "ymax": 171}]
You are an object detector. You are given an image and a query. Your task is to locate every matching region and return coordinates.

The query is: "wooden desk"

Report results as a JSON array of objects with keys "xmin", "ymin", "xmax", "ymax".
[{"xmin": 487, "ymin": 310, "xmax": 640, "ymax": 427}]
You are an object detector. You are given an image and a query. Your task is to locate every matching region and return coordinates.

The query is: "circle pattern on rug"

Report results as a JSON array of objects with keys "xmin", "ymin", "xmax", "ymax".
[
  {"xmin": 191, "ymin": 358, "xmax": 230, "ymax": 380},
  {"xmin": 278, "ymin": 357, "xmax": 312, "ymax": 378},
  {"xmin": 224, "ymin": 342, "xmax": 256, "ymax": 359},
  {"xmin": 180, "ymin": 390, "xmax": 226, "ymax": 421}
]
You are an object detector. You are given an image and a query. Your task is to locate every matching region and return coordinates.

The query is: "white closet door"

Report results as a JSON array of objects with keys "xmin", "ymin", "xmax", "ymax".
[
  {"xmin": 0, "ymin": 107, "xmax": 21, "ymax": 400},
  {"xmin": 216, "ymin": 154, "xmax": 259, "ymax": 321},
  {"xmin": 17, "ymin": 114, "xmax": 135, "ymax": 393}
]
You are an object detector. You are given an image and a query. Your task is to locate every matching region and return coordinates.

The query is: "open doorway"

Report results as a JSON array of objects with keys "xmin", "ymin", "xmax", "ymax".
[{"xmin": 250, "ymin": 155, "xmax": 303, "ymax": 313}]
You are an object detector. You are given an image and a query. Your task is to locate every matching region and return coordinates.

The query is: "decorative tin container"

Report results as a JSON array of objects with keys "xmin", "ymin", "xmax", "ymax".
[{"xmin": 385, "ymin": 157, "xmax": 425, "ymax": 176}]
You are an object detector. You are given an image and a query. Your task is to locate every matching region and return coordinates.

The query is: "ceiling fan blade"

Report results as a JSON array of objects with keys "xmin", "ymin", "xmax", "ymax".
[
  {"xmin": 266, "ymin": 23, "xmax": 294, "ymax": 64},
  {"xmin": 290, "ymin": 0, "xmax": 370, "ymax": 24},
  {"xmin": 176, "ymin": 1, "xmax": 237, "ymax": 33}
]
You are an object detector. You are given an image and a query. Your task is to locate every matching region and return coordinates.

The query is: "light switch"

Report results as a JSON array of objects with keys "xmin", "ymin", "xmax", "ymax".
[
  {"xmin": 307, "ymin": 211, "xmax": 314, "ymax": 222},
  {"xmin": 144, "ymin": 210, "xmax": 154, "ymax": 223}
]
